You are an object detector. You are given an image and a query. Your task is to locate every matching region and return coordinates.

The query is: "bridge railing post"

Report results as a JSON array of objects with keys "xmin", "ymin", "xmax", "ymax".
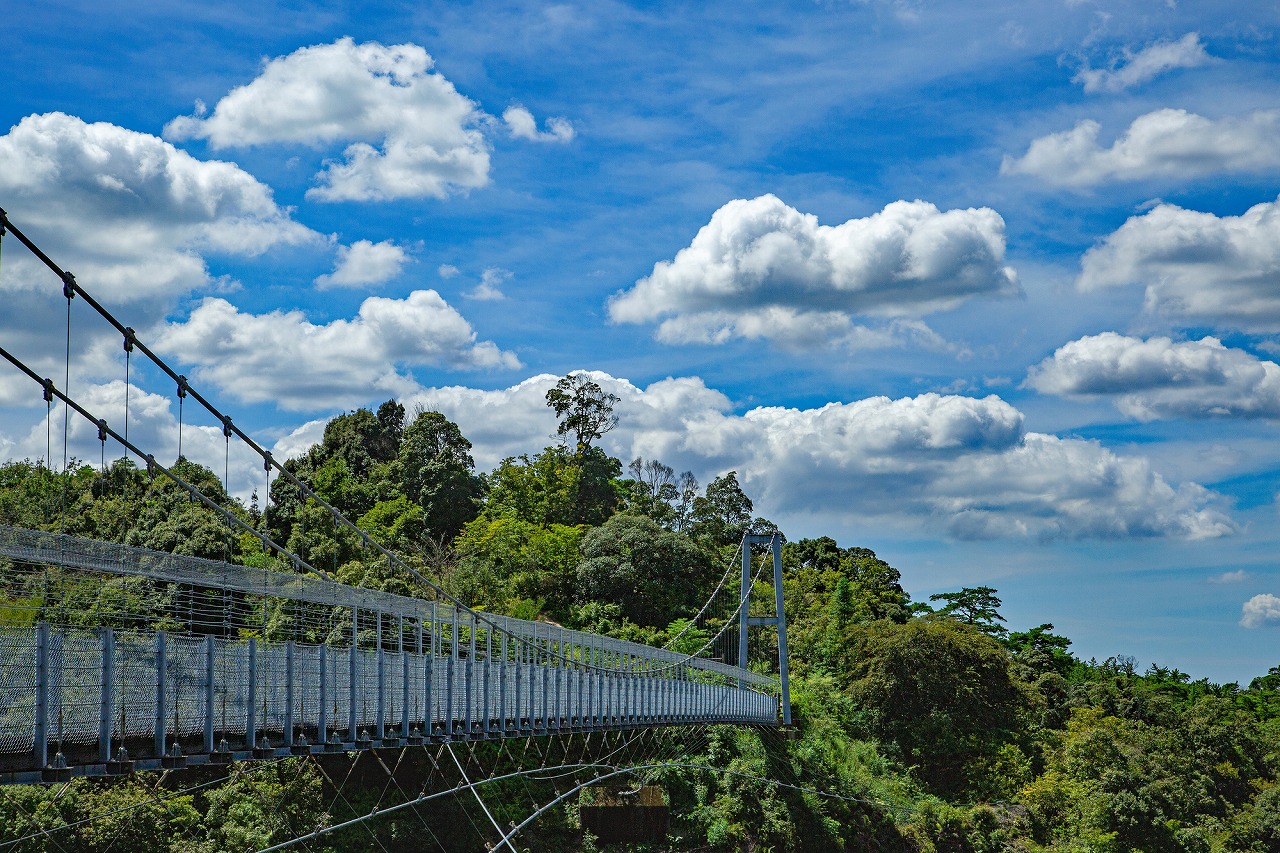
[
  {"xmin": 482, "ymin": 623, "xmax": 491, "ymax": 738},
  {"xmin": 401, "ymin": 615, "xmax": 410, "ymax": 740},
  {"xmin": 34, "ymin": 621, "xmax": 48, "ymax": 769},
  {"xmin": 348, "ymin": 611, "xmax": 358, "ymax": 741},
  {"xmin": 99, "ymin": 627, "xmax": 114, "ymax": 763},
  {"xmin": 448, "ymin": 608, "xmax": 458, "ymax": 736},
  {"xmin": 319, "ymin": 644, "xmax": 328, "ymax": 743},
  {"xmin": 465, "ymin": 614, "xmax": 475, "ymax": 738},
  {"xmin": 155, "ymin": 630, "xmax": 167, "ymax": 757},
  {"xmin": 285, "ymin": 640, "xmax": 295, "ymax": 747},
  {"xmin": 203, "ymin": 635, "xmax": 214, "ymax": 755},
  {"xmin": 427, "ymin": 602, "xmax": 436, "ymax": 736},
  {"xmin": 246, "ymin": 636, "xmax": 256, "ymax": 749},
  {"xmin": 497, "ymin": 630, "xmax": 506, "ymax": 733},
  {"xmin": 375, "ymin": 611, "xmax": 385, "ymax": 742}
]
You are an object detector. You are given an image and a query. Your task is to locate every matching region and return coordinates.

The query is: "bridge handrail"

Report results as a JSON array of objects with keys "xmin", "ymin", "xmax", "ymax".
[{"xmin": 0, "ymin": 524, "xmax": 778, "ymax": 689}]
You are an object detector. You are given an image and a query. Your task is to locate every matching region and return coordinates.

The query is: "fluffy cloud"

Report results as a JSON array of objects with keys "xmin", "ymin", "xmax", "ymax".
[
  {"xmin": 1026, "ymin": 333, "xmax": 1280, "ymax": 420},
  {"xmin": 466, "ymin": 267, "xmax": 511, "ymax": 301},
  {"xmin": 165, "ymin": 38, "xmax": 490, "ymax": 202},
  {"xmin": 0, "ymin": 380, "xmax": 268, "ymax": 499},
  {"xmin": 401, "ymin": 372, "xmax": 1232, "ymax": 542},
  {"xmin": 1074, "ymin": 33, "xmax": 1212, "ymax": 94},
  {"xmin": 0, "ymin": 112, "xmax": 318, "ymax": 303},
  {"xmin": 1078, "ymin": 197, "xmax": 1280, "ymax": 331},
  {"xmin": 314, "ymin": 239, "xmax": 408, "ymax": 289},
  {"xmin": 1240, "ymin": 593, "xmax": 1280, "ymax": 628},
  {"xmin": 608, "ymin": 195, "xmax": 1017, "ymax": 349},
  {"xmin": 0, "ymin": 111, "xmax": 321, "ymax": 394},
  {"xmin": 1001, "ymin": 109, "xmax": 1280, "ymax": 187},
  {"xmin": 502, "ymin": 105, "xmax": 575, "ymax": 143},
  {"xmin": 152, "ymin": 292, "xmax": 521, "ymax": 411}
]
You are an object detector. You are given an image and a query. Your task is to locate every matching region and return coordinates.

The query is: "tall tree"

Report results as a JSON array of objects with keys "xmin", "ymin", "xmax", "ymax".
[
  {"xmin": 393, "ymin": 410, "xmax": 483, "ymax": 541},
  {"xmin": 544, "ymin": 373, "xmax": 619, "ymax": 454},
  {"xmin": 691, "ymin": 471, "xmax": 755, "ymax": 546},
  {"xmin": 929, "ymin": 585, "xmax": 1007, "ymax": 637}
]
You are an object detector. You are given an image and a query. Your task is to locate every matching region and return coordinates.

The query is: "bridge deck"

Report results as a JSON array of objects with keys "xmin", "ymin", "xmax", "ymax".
[{"xmin": 0, "ymin": 526, "xmax": 780, "ymax": 784}]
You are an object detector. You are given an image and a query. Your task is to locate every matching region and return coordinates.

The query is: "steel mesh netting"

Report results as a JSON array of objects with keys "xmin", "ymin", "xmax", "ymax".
[
  {"xmin": 113, "ymin": 632, "xmax": 157, "ymax": 743},
  {"xmin": 293, "ymin": 643, "xmax": 321, "ymax": 736},
  {"xmin": 49, "ymin": 632, "xmax": 101, "ymax": 745},
  {"xmin": 255, "ymin": 643, "xmax": 287, "ymax": 740},
  {"xmin": 0, "ymin": 627, "xmax": 37, "ymax": 753},
  {"xmin": 404, "ymin": 651, "xmax": 427, "ymax": 730},
  {"xmin": 322, "ymin": 646, "xmax": 350, "ymax": 738},
  {"xmin": 381, "ymin": 648, "xmax": 401, "ymax": 727},
  {"xmin": 353, "ymin": 648, "xmax": 377, "ymax": 729},
  {"xmin": 212, "ymin": 638, "xmax": 248, "ymax": 737},
  {"xmin": 0, "ymin": 525, "xmax": 777, "ymax": 689},
  {"xmin": 163, "ymin": 635, "xmax": 207, "ymax": 738}
]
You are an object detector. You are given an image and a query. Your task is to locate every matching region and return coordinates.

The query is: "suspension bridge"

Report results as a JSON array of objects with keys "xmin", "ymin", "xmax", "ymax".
[{"xmin": 0, "ymin": 207, "xmax": 798, "ymax": 848}]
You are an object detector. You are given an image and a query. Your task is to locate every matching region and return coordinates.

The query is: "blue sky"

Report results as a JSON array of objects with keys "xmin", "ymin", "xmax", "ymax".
[{"xmin": 2, "ymin": 0, "xmax": 1280, "ymax": 682}]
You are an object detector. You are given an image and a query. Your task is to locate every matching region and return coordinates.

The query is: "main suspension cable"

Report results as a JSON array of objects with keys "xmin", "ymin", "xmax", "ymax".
[{"xmin": 0, "ymin": 208, "xmax": 776, "ymax": 685}]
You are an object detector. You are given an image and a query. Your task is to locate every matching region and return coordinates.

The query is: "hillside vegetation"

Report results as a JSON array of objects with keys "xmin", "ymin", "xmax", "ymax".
[{"xmin": 0, "ymin": 377, "xmax": 1277, "ymax": 852}]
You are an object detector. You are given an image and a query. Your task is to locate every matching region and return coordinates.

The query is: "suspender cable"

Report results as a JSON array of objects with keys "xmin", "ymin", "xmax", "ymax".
[
  {"xmin": 60, "ymin": 275, "xmax": 73, "ymax": 535},
  {"xmin": 123, "ymin": 328, "xmax": 133, "ymax": 460},
  {"xmin": 0, "ymin": 210, "xmax": 777, "ymax": 688},
  {"xmin": 177, "ymin": 374, "xmax": 187, "ymax": 460},
  {"xmin": 0, "ymin": 342, "xmax": 334, "ymax": 582}
]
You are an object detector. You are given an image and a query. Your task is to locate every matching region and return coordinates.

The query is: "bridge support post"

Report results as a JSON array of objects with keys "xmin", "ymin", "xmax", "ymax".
[
  {"xmin": 34, "ymin": 622, "xmax": 48, "ymax": 769},
  {"xmin": 318, "ymin": 645, "xmax": 328, "ymax": 743},
  {"xmin": 464, "ymin": 614, "xmax": 475, "ymax": 738},
  {"xmin": 375, "ymin": 616, "xmax": 385, "ymax": 743},
  {"xmin": 401, "ymin": 615, "xmax": 410, "ymax": 740},
  {"xmin": 155, "ymin": 631, "xmax": 167, "ymax": 757},
  {"xmin": 426, "ymin": 603, "xmax": 436, "ymax": 737},
  {"xmin": 482, "ymin": 625, "xmax": 491, "ymax": 738},
  {"xmin": 739, "ymin": 533, "xmax": 792, "ymax": 726},
  {"xmin": 499, "ymin": 632, "xmax": 508, "ymax": 734},
  {"xmin": 203, "ymin": 635, "xmax": 215, "ymax": 755},
  {"xmin": 448, "ymin": 609, "xmax": 458, "ymax": 737},
  {"xmin": 285, "ymin": 641, "xmax": 295, "ymax": 747},
  {"xmin": 99, "ymin": 627, "xmax": 114, "ymax": 763},
  {"xmin": 247, "ymin": 637, "xmax": 256, "ymax": 749},
  {"xmin": 348, "ymin": 615, "xmax": 358, "ymax": 741}
]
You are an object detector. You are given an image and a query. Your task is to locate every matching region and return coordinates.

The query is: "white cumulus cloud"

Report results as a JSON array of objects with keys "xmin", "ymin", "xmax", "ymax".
[
  {"xmin": 314, "ymin": 239, "xmax": 409, "ymax": 289},
  {"xmin": 1240, "ymin": 593, "xmax": 1280, "ymax": 628},
  {"xmin": 1078, "ymin": 196, "xmax": 1280, "ymax": 331},
  {"xmin": 165, "ymin": 38, "xmax": 490, "ymax": 202},
  {"xmin": 0, "ymin": 112, "xmax": 318, "ymax": 302},
  {"xmin": 608, "ymin": 194, "xmax": 1018, "ymax": 349},
  {"xmin": 1002, "ymin": 109, "xmax": 1280, "ymax": 188},
  {"xmin": 2, "ymin": 380, "xmax": 268, "ymax": 500},
  {"xmin": 0, "ymin": 111, "xmax": 321, "ymax": 394},
  {"xmin": 1026, "ymin": 333, "xmax": 1280, "ymax": 420},
  {"xmin": 151, "ymin": 292, "xmax": 521, "ymax": 411},
  {"xmin": 466, "ymin": 267, "xmax": 511, "ymax": 301},
  {"xmin": 502, "ymin": 105, "xmax": 575, "ymax": 143},
  {"xmin": 1074, "ymin": 32, "xmax": 1212, "ymax": 93},
  {"xmin": 398, "ymin": 372, "xmax": 1232, "ymax": 542}
]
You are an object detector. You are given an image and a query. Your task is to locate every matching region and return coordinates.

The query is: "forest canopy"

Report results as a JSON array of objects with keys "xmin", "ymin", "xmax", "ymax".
[{"xmin": 0, "ymin": 376, "xmax": 1277, "ymax": 852}]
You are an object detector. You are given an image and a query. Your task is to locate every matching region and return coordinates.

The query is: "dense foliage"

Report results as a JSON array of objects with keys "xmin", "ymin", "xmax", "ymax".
[{"xmin": 0, "ymin": 379, "xmax": 1277, "ymax": 852}]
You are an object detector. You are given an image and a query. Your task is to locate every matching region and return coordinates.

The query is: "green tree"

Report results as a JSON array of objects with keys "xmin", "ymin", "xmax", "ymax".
[
  {"xmin": 544, "ymin": 372, "xmax": 619, "ymax": 453},
  {"xmin": 691, "ymin": 471, "xmax": 756, "ymax": 546},
  {"xmin": 484, "ymin": 445, "xmax": 621, "ymax": 527},
  {"xmin": 577, "ymin": 514, "xmax": 717, "ymax": 626},
  {"xmin": 929, "ymin": 585, "xmax": 1007, "ymax": 638},
  {"xmin": 1007, "ymin": 622, "xmax": 1074, "ymax": 676},
  {"xmin": 393, "ymin": 409, "xmax": 483, "ymax": 541},
  {"xmin": 834, "ymin": 617, "xmax": 1031, "ymax": 797}
]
